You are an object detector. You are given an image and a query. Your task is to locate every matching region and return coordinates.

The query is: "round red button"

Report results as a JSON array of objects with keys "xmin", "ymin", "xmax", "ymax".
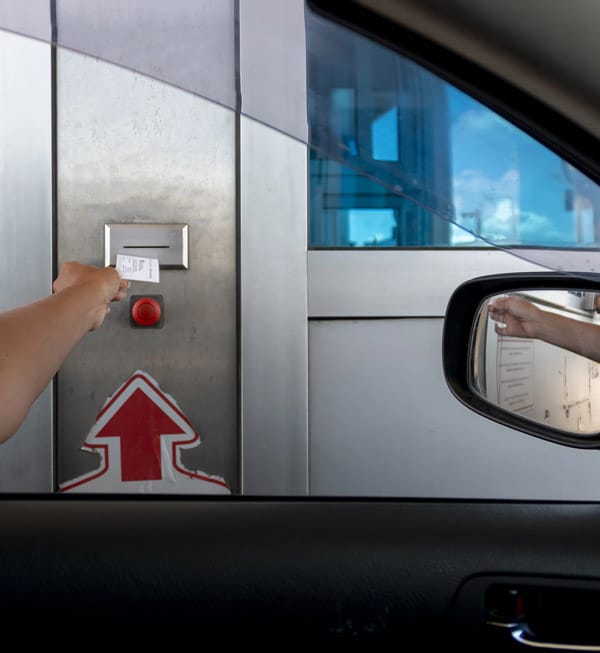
[{"xmin": 131, "ymin": 297, "xmax": 161, "ymax": 326}]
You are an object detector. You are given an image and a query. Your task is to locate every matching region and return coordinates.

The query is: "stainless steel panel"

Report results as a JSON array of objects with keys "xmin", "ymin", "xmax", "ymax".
[
  {"xmin": 57, "ymin": 49, "xmax": 237, "ymax": 492},
  {"xmin": 0, "ymin": 31, "xmax": 53, "ymax": 491},
  {"xmin": 239, "ymin": 0, "xmax": 308, "ymax": 143},
  {"xmin": 309, "ymin": 319, "xmax": 600, "ymax": 499},
  {"xmin": 308, "ymin": 249, "xmax": 545, "ymax": 317},
  {"xmin": 105, "ymin": 223, "xmax": 189, "ymax": 269},
  {"xmin": 55, "ymin": 0, "xmax": 236, "ymax": 110},
  {"xmin": 240, "ymin": 117, "xmax": 309, "ymax": 495},
  {"xmin": 0, "ymin": 0, "xmax": 51, "ymax": 42}
]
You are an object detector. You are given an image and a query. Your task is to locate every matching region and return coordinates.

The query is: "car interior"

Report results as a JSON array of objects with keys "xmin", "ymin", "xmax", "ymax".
[{"xmin": 1, "ymin": 0, "xmax": 600, "ymax": 646}]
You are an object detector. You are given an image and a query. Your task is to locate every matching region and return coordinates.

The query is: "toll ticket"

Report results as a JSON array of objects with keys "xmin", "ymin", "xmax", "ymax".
[{"xmin": 116, "ymin": 254, "xmax": 160, "ymax": 283}]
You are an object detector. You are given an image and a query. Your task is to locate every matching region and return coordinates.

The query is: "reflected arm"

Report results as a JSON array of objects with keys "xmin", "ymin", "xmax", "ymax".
[{"xmin": 489, "ymin": 295, "xmax": 600, "ymax": 364}]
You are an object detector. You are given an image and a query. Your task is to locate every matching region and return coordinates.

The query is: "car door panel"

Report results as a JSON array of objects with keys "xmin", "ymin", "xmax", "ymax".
[{"xmin": 2, "ymin": 496, "xmax": 600, "ymax": 646}]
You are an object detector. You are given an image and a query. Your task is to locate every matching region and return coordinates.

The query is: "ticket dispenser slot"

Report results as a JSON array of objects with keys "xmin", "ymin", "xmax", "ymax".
[{"xmin": 104, "ymin": 223, "xmax": 189, "ymax": 269}]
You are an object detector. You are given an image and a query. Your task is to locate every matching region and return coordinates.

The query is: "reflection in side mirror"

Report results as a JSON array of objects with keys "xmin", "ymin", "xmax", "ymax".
[{"xmin": 470, "ymin": 290, "xmax": 600, "ymax": 435}]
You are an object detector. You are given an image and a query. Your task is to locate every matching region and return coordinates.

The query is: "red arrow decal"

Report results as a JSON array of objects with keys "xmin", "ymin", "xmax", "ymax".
[{"xmin": 96, "ymin": 387, "xmax": 186, "ymax": 481}]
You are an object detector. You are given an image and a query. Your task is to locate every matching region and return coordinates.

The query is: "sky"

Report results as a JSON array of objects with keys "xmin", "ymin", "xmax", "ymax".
[
  {"xmin": 346, "ymin": 80, "xmax": 590, "ymax": 249},
  {"xmin": 448, "ymin": 85, "xmax": 577, "ymax": 247}
]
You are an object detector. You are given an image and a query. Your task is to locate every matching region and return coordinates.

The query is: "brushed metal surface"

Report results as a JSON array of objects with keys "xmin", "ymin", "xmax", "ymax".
[
  {"xmin": 0, "ymin": 0, "xmax": 51, "ymax": 42},
  {"xmin": 308, "ymin": 249, "xmax": 545, "ymax": 317},
  {"xmin": 309, "ymin": 319, "xmax": 600, "ymax": 499},
  {"xmin": 0, "ymin": 31, "xmax": 53, "ymax": 491},
  {"xmin": 240, "ymin": 116, "xmax": 309, "ymax": 496},
  {"xmin": 54, "ymin": 0, "xmax": 237, "ymax": 111},
  {"xmin": 56, "ymin": 47, "xmax": 238, "ymax": 492},
  {"xmin": 239, "ymin": 0, "xmax": 308, "ymax": 142},
  {"xmin": 238, "ymin": 0, "xmax": 309, "ymax": 496}
]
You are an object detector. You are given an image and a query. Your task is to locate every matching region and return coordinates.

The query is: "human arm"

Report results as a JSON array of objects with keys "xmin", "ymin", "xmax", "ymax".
[
  {"xmin": 0, "ymin": 262, "xmax": 129, "ymax": 444},
  {"xmin": 488, "ymin": 294, "xmax": 600, "ymax": 363}
]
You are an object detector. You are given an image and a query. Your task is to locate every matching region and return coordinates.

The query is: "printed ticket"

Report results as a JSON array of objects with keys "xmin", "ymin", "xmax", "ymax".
[{"xmin": 116, "ymin": 254, "xmax": 160, "ymax": 283}]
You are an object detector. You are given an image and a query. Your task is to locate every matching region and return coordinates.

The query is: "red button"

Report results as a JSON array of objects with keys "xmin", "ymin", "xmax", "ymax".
[{"xmin": 131, "ymin": 297, "xmax": 161, "ymax": 326}]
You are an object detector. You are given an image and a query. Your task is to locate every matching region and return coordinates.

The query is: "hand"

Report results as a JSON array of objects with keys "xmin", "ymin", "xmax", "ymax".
[
  {"xmin": 488, "ymin": 295, "xmax": 543, "ymax": 339},
  {"xmin": 52, "ymin": 262, "xmax": 130, "ymax": 330}
]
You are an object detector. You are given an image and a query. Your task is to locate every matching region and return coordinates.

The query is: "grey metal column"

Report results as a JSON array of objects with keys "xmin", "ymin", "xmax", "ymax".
[
  {"xmin": 0, "ymin": 29, "xmax": 53, "ymax": 491},
  {"xmin": 239, "ymin": 0, "xmax": 309, "ymax": 495},
  {"xmin": 55, "ymin": 2, "xmax": 238, "ymax": 493}
]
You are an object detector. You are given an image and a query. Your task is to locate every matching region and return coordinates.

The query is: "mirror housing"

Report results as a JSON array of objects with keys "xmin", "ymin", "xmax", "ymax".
[{"xmin": 443, "ymin": 272, "xmax": 600, "ymax": 448}]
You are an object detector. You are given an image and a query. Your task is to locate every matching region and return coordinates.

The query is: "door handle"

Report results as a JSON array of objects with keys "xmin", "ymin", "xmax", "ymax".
[
  {"xmin": 485, "ymin": 584, "xmax": 600, "ymax": 651},
  {"xmin": 488, "ymin": 620, "xmax": 600, "ymax": 651}
]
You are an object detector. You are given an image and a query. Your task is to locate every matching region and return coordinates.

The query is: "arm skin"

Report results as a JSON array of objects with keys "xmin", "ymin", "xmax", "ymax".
[
  {"xmin": 488, "ymin": 295, "xmax": 600, "ymax": 364},
  {"xmin": 0, "ymin": 262, "xmax": 129, "ymax": 444}
]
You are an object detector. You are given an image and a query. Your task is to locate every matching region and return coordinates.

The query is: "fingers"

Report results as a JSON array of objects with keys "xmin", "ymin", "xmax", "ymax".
[
  {"xmin": 488, "ymin": 305, "xmax": 502, "ymax": 318},
  {"xmin": 489, "ymin": 296, "xmax": 511, "ymax": 313},
  {"xmin": 489, "ymin": 296, "xmax": 528, "ymax": 323},
  {"xmin": 54, "ymin": 263, "xmax": 131, "ymax": 317},
  {"xmin": 88, "ymin": 304, "xmax": 111, "ymax": 332},
  {"xmin": 488, "ymin": 306, "xmax": 507, "ymax": 322},
  {"xmin": 111, "ymin": 279, "xmax": 130, "ymax": 302}
]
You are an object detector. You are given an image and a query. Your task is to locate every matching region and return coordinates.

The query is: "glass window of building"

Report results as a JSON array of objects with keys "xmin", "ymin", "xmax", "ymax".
[{"xmin": 307, "ymin": 11, "xmax": 600, "ymax": 249}]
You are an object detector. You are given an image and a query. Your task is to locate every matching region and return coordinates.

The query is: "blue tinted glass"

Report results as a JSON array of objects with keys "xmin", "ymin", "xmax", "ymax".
[
  {"xmin": 307, "ymin": 10, "xmax": 600, "ymax": 249},
  {"xmin": 372, "ymin": 107, "xmax": 399, "ymax": 161},
  {"xmin": 349, "ymin": 209, "xmax": 396, "ymax": 246}
]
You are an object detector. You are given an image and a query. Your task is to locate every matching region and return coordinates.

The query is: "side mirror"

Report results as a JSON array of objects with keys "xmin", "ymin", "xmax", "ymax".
[{"xmin": 443, "ymin": 272, "xmax": 600, "ymax": 448}]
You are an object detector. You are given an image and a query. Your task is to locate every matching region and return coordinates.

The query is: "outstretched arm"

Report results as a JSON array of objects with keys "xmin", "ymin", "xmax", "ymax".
[
  {"xmin": 489, "ymin": 295, "xmax": 600, "ymax": 363},
  {"xmin": 0, "ymin": 262, "xmax": 129, "ymax": 444}
]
